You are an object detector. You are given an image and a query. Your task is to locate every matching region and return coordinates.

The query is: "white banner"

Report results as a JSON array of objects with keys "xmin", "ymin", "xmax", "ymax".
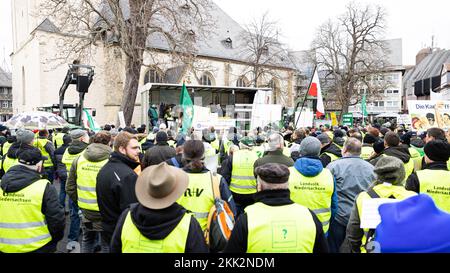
[
  {"xmin": 250, "ymin": 104, "xmax": 282, "ymax": 130},
  {"xmin": 406, "ymin": 100, "xmax": 450, "ymax": 131},
  {"xmin": 314, "ymin": 119, "xmax": 332, "ymax": 128},
  {"xmin": 295, "ymin": 109, "xmax": 314, "ymax": 128},
  {"xmin": 397, "ymin": 114, "xmax": 412, "ymax": 125}
]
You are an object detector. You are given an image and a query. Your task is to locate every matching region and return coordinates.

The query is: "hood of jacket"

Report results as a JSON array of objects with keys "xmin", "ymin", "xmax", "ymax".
[
  {"xmin": 383, "ymin": 146, "xmax": 411, "ymax": 163},
  {"xmin": 83, "ymin": 143, "xmax": 112, "ymax": 162},
  {"xmin": 67, "ymin": 140, "xmax": 89, "ymax": 155},
  {"xmin": 7, "ymin": 142, "xmax": 34, "ymax": 159},
  {"xmin": 131, "ymin": 203, "xmax": 187, "ymax": 240},
  {"xmin": 1, "ymin": 165, "xmax": 42, "ymax": 193},
  {"xmin": 294, "ymin": 157, "xmax": 324, "ymax": 177},
  {"xmin": 321, "ymin": 142, "xmax": 342, "ymax": 158}
]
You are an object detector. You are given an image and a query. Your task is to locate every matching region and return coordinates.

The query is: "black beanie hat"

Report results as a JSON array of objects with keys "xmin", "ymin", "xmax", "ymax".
[
  {"xmin": 424, "ymin": 140, "xmax": 450, "ymax": 162},
  {"xmin": 363, "ymin": 134, "xmax": 378, "ymax": 145},
  {"xmin": 373, "ymin": 140, "xmax": 385, "ymax": 154}
]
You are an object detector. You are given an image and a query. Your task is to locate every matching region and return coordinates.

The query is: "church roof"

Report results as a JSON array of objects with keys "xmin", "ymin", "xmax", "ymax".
[
  {"xmin": 0, "ymin": 67, "xmax": 12, "ymax": 88},
  {"xmin": 98, "ymin": 1, "xmax": 295, "ymax": 70},
  {"xmin": 33, "ymin": 18, "xmax": 60, "ymax": 34}
]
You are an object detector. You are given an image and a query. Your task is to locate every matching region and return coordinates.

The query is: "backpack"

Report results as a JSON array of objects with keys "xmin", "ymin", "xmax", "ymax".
[{"xmin": 204, "ymin": 172, "xmax": 235, "ymax": 253}]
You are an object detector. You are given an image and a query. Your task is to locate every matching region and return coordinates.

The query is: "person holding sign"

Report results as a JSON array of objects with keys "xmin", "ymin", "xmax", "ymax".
[{"xmin": 342, "ymin": 156, "xmax": 416, "ymax": 253}]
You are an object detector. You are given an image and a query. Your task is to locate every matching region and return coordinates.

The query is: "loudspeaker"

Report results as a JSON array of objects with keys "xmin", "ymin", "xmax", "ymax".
[{"xmin": 77, "ymin": 75, "xmax": 90, "ymax": 93}]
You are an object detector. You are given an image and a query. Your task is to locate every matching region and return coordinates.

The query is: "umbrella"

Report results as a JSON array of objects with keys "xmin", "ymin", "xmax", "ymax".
[{"xmin": 4, "ymin": 111, "xmax": 70, "ymax": 130}]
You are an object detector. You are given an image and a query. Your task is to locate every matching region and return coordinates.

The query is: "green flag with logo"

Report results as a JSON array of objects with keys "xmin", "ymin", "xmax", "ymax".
[
  {"xmin": 361, "ymin": 94, "xmax": 368, "ymax": 125},
  {"xmin": 180, "ymin": 83, "xmax": 194, "ymax": 134}
]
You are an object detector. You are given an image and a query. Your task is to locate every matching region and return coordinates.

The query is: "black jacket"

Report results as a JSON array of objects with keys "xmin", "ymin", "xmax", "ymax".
[
  {"xmin": 370, "ymin": 146, "xmax": 411, "ymax": 166},
  {"xmin": 223, "ymin": 189, "xmax": 329, "ymax": 253},
  {"xmin": 0, "ymin": 165, "xmax": 65, "ymax": 253},
  {"xmin": 110, "ymin": 203, "xmax": 209, "ymax": 253},
  {"xmin": 54, "ymin": 144, "xmax": 69, "ymax": 180},
  {"xmin": 320, "ymin": 143, "xmax": 342, "ymax": 167},
  {"xmin": 96, "ymin": 151, "xmax": 140, "ymax": 242},
  {"xmin": 405, "ymin": 162, "xmax": 448, "ymax": 193},
  {"xmin": 144, "ymin": 142, "xmax": 176, "ymax": 166},
  {"xmin": 141, "ymin": 139, "xmax": 155, "ymax": 152}
]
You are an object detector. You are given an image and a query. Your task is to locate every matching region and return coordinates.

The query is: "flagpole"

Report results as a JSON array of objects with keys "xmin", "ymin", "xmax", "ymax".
[{"xmin": 295, "ymin": 65, "xmax": 317, "ymax": 128}]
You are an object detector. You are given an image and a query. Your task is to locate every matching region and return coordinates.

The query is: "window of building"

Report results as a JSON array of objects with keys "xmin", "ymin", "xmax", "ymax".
[
  {"xmin": 8, "ymin": 101, "xmax": 12, "ymax": 108},
  {"xmin": 386, "ymin": 90, "xmax": 393, "ymax": 94},
  {"xmin": 201, "ymin": 73, "xmax": 214, "ymax": 86},
  {"xmin": 236, "ymin": 76, "xmax": 249, "ymax": 87},
  {"xmin": 144, "ymin": 69, "xmax": 163, "ymax": 84},
  {"xmin": 373, "ymin": 101, "xmax": 384, "ymax": 107},
  {"xmin": 1, "ymin": 101, "xmax": 7, "ymax": 108},
  {"xmin": 392, "ymin": 90, "xmax": 399, "ymax": 94}
]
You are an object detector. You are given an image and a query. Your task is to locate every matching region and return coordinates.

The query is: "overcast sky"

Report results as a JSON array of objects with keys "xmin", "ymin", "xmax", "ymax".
[
  {"xmin": 214, "ymin": 0, "xmax": 450, "ymax": 66},
  {"xmin": 1, "ymin": 0, "xmax": 449, "ymax": 70}
]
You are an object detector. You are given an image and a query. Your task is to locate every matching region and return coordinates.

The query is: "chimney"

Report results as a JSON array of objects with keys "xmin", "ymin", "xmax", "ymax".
[{"xmin": 416, "ymin": 47, "xmax": 432, "ymax": 65}]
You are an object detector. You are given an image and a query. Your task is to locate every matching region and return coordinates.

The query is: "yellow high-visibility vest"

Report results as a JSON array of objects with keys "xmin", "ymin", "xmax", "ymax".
[
  {"xmin": 356, "ymin": 184, "xmax": 416, "ymax": 253},
  {"xmin": 211, "ymin": 139, "xmax": 220, "ymax": 152},
  {"xmin": 0, "ymin": 179, "xmax": 52, "ymax": 253},
  {"xmin": 404, "ymin": 159, "xmax": 414, "ymax": 180},
  {"xmin": 176, "ymin": 172, "xmax": 216, "ymax": 231},
  {"xmin": 53, "ymin": 133, "xmax": 64, "ymax": 149},
  {"xmin": 230, "ymin": 149, "xmax": 259, "ymax": 195},
  {"xmin": 288, "ymin": 167, "xmax": 334, "ymax": 233},
  {"xmin": 361, "ymin": 146, "xmax": 374, "ymax": 160},
  {"xmin": 321, "ymin": 152, "xmax": 339, "ymax": 163},
  {"xmin": 75, "ymin": 154, "xmax": 108, "ymax": 211},
  {"xmin": 121, "ymin": 211, "xmax": 191, "ymax": 253},
  {"xmin": 34, "ymin": 138, "xmax": 53, "ymax": 168},
  {"xmin": 167, "ymin": 140, "xmax": 176, "ymax": 148},
  {"xmin": 246, "ymin": 202, "xmax": 316, "ymax": 253},
  {"xmin": 417, "ymin": 169, "xmax": 450, "ymax": 213},
  {"xmin": 408, "ymin": 148, "xmax": 423, "ymax": 172},
  {"xmin": 1, "ymin": 142, "xmax": 12, "ymax": 157},
  {"xmin": 3, "ymin": 156, "xmax": 18, "ymax": 172},
  {"xmin": 62, "ymin": 149, "xmax": 83, "ymax": 175}
]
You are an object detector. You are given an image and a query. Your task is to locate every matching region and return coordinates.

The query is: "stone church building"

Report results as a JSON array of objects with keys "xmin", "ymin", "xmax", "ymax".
[{"xmin": 11, "ymin": 1, "xmax": 296, "ymax": 126}]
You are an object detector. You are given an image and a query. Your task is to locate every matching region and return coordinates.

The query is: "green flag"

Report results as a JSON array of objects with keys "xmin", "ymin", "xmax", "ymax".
[
  {"xmin": 361, "ymin": 94, "xmax": 368, "ymax": 125},
  {"xmin": 180, "ymin": 83, "xmax": 194, "ymax": 134}
]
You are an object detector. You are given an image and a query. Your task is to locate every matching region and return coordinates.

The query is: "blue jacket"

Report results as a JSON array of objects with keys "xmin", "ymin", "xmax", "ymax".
[{"xmin": 294, "ymin": 156, "xmax": 338, "ymax": 231}]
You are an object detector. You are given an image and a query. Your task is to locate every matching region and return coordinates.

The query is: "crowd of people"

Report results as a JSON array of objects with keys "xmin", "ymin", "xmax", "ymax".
[{"xmin": 0, "ymin": 120, "xmax": 449, "ymax": 253}]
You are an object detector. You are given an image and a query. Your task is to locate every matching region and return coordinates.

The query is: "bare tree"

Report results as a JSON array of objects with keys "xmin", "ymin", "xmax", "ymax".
[
  {"xmin": 311, "ymin": 2, "xmax": 392, "ymax": 120},
  {"xmin": 239, "ymin": 12, "xmax": 289, "ymax": 103},
  {"xmin": 39, "ymin": 0, "xmax": 213, "ymax": 125}
]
